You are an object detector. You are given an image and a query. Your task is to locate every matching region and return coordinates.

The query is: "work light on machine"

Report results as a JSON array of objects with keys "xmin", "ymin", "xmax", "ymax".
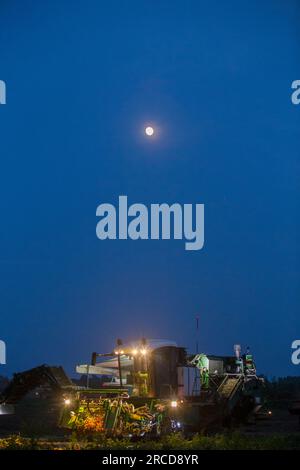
[{"xmin": 115, "ymin": 349, "xmax": 124, "ymax": 355}]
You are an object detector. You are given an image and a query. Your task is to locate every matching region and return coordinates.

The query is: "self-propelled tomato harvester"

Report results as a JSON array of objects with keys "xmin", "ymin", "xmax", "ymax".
[{"xmin": 0, "ymin": 338, "xmax": 264, "ymax": 436}]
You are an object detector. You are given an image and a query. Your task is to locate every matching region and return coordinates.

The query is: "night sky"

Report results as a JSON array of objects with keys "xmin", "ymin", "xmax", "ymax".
[{"xmin": 0, "ymin": 1, "xmax": 299, "ymax": 378}]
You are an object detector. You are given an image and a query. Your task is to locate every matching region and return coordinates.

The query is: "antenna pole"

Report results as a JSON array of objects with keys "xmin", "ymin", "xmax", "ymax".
[{"xmin": 195, "ymin": 315, "xmax": 199, "ymax": 354}]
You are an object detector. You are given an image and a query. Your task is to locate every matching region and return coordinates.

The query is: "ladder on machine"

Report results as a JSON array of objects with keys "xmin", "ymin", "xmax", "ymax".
[{"xmin": 192, "ymin": 369, "xmax": 201, "ymax": 395}]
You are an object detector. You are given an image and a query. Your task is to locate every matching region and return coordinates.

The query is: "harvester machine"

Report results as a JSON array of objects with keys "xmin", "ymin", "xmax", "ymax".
[{"xmin": 0, "ymin": 340, "xmax": 264, "ymax": 437}]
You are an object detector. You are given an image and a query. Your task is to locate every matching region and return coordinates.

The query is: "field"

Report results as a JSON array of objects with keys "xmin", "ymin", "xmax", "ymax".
[
  {"xmin": 0, "ymin": 431, "xmax": 300, "ymax": 450},
  {"xmin": 1, "ymin": 376, "xmax": 299, "ymax": 450},
  {"xmin": 0, "ymin": 407, "xmax": 299, "ymax": 450}
]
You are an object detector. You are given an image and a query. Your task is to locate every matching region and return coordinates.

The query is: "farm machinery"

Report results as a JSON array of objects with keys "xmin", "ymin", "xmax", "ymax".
[{"xmin": 0, "ymin": 339, "xmax": 264, "ymax": 436}]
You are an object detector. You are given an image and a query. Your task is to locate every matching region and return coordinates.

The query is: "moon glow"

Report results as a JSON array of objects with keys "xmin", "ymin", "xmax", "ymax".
[{"xmin": 145, "ymin": 126, "xmax": 154, "ymax": 136}]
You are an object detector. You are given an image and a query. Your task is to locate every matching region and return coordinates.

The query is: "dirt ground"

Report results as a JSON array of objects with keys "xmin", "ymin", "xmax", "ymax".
[{"xmin": 240, "ymin": 408, "xmax": 300, "ymax": 436}]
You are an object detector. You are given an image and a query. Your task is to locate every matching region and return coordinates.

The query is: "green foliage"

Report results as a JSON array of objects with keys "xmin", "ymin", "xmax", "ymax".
[
  {"xmin": 0, "ymin": 435, "xmax": 39, "ymax": 450},
  {"xmin": 1, "ymin": 432, "xmax": 300, "ymax": 450}
]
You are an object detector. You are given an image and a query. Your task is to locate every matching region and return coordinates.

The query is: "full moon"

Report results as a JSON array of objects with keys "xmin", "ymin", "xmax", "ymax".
[{"xmin": 145, "ymin": 126, "xmax": 154, "ymax": 136}]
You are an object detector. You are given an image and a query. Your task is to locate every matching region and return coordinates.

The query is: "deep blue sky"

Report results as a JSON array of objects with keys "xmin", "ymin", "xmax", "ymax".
[{"xmin": 0, "ymin": 1, "xmax": 299, "ymax": 377}]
